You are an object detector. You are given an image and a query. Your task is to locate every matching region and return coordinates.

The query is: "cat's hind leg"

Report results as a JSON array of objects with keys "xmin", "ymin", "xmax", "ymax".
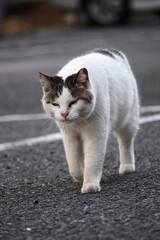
[
  {"xmin": 116, "ymin": 115, "xmax": 139, "ymax": 174},
  {"xmin": 118, "ymin": 134, "xmax": 135, "ymax": 174}
]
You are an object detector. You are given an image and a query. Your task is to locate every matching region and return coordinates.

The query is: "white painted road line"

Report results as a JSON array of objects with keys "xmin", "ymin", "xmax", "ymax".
[
  {"xmin": 140, "ymin": 105, "xmax": 160, "ymax": 113},
  {"xmin": 0, "ymin": 133, "xmax": 62, "ymax": 151},
  {"xmin": 0, "ymin": 106, "xmax": 160, "ymax": 123},
  {"xmin": 139, "ymin": 114, "xmax": 160, "ymax": 125},
  {"xmin": 0, "ymin": 113, "xmax": 48, "ymax": 123}
]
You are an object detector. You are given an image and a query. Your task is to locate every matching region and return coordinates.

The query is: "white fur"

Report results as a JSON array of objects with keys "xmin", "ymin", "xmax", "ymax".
[{"xmin": 41, "ymin": 51, "xmax": 139, "ymax": 193}]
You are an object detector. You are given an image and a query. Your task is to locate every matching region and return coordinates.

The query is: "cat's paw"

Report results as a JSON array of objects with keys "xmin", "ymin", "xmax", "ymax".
[
  {"xmin": 81, "ymin": 183, "xmax": 101, "ymax": 194},
  {"xmin": 119, "ymin": 164, "xmax": 135, "ymax": 174}
]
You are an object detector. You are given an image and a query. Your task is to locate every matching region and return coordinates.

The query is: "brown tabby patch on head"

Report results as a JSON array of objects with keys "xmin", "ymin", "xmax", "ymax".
[
  {"xmin": 39, "ymin": 68, "xmax": 93, "ymax": 104},
  {"xmin": 39, "ymin": 72, "xmax": 63, "ymax": 103},
  {"xmin": 64, "ymin": 74, "xmax": 77, "ymax": 89},
  {"xmin": 71, "ymin": 88, "xmax": 93, "ymax": 103},
  {"xmin": 64, "ymin": 68, "xmax": 93, "ymax": 103}
]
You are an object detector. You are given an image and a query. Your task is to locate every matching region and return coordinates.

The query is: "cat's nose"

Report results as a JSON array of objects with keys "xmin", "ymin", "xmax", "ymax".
[{"xmin": 61, "ymin": 111, "xmax": 69, "ymax": 119}]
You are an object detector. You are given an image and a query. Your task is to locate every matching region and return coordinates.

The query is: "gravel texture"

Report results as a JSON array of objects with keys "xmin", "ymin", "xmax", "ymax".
[{"xmin": 0, "ymin": 122, "xmax": 160, "ymax": 240}]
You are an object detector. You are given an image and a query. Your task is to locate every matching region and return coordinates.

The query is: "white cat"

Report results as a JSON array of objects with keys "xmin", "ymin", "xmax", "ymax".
[{"xmin": 39, "ymin": 48, "xmax": 139, "ymax": 194}]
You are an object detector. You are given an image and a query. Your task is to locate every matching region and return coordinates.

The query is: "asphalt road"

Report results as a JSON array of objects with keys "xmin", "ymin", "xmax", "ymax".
[{"xmin": 0, "ymin": 22, "xmax": 160, "ymax": 240}]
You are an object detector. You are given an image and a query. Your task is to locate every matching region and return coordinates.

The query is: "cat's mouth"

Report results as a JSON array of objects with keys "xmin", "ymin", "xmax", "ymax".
[{"xmin": 56, "ymin": 118, "xmax": 73, "ymax": 123}]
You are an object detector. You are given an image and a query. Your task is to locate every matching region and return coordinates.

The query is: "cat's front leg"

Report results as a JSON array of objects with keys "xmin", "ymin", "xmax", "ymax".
[
  {"xmin": 81, "ymin": 130, "xmax": 108, "ymax": 194},
  {"xmin": 62, "ymin": 132, "xmax": 83, "ymax": 183}
]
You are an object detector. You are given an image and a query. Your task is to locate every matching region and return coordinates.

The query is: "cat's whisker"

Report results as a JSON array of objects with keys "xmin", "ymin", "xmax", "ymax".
[
  {"xmin": 40, "ymin": 118, "xmax": 55, "ymax": 133},
  {"xmin": 78, "ymin": 116, "xmax": 89, "ymax": 126}
]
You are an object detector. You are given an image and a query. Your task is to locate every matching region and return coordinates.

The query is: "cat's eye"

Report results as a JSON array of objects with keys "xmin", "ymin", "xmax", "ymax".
[
  {"xmin": 68, "ymin": 99, "xmax": 78, "ymax": 108},
  {"xmin": 52, "ymin": 103, "xmax": 60, "ymax": 107}
]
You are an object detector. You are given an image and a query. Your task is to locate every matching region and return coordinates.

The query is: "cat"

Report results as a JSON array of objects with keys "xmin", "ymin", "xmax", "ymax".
[{"xmin": 39, "ymin": 48, "xmax": 139, "ymax": 194}]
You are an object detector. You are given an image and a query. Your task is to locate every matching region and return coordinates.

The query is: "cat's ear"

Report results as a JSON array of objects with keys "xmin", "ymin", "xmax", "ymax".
[
  {"xmin": 39, "ymin": 72, "xmax": 54, "ymax": 93},
  {"xmin": 74, "ymin": 68, "xmax": 90, "ymax": 88},
  {"xmin": 71, "ymin": 68, "xmax": 90, "ymax": 89}
]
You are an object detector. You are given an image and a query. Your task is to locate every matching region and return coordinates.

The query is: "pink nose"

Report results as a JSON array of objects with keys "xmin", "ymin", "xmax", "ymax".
[{"xmin": 61, "ymin": 111, "xmax": 69, "ymax": 118}]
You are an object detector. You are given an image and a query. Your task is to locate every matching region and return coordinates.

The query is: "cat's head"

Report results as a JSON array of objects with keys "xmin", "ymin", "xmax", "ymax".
[{"xmin": 39, "ymin": 68, "xmax": 94, "ymax": 123}]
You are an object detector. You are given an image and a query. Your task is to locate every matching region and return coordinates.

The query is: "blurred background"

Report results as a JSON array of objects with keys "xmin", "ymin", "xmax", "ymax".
[{"xmin": 0, "ymin": 0, "xmax": 160, "ymax": 35}]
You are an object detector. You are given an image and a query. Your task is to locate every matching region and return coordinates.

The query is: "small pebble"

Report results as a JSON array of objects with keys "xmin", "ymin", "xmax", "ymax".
[
  {"xmin": 6, "ymin": 165, "xmax": 11, "ymax": 170},
  {"xmin": 26, "ymin": 228, "xmax": 31, "ymax": 231},
  {"xmin": 34, "ymin": 200, "xmax": 39, "ymax": 204}
]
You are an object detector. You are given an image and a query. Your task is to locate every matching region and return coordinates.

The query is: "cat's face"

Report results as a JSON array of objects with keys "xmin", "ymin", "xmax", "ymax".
[{"xmin": 39, "ymin": 68, "xmax": 94, "ymax": 123}]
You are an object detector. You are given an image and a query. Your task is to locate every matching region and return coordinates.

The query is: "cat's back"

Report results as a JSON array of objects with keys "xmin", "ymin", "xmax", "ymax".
[
  {"xmin": 58, "ymin": 49, "xmax": 124, "ymax": 80},
  {"xmin": 58, "ymin": 48, "xmax": 136, "ymax": 102}
]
